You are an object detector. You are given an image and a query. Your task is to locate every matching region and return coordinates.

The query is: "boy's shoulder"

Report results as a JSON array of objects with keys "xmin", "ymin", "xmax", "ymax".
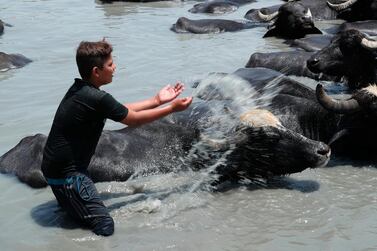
[{"xmin": 71, "ymin": 79, "xmax": 108, "ymax": 100}]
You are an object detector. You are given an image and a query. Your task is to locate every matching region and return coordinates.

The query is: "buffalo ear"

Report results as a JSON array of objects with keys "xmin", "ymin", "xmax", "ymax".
[{"xmin": 263, "ymin": 28, "xmax": 278, "ymax": 38}]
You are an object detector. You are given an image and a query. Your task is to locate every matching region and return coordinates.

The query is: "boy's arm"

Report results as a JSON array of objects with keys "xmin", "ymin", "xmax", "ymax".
[
  {"xmin": 125, "ymin": 82, "xmax": 184, "ymax": 111},
  {"xmin": 121, "ymin": 97, "xmax": 192, "ymax": 127},
  {"xmin": 124, "ymin": 96, "xmax": 160, "ymax": 112}
]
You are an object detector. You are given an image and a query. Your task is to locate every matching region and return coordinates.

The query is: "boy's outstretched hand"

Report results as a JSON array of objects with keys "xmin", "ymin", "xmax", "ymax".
[
  {"xmin": 171, "ymin": 97, "xmax": 193, "ymax": 112},
  {"xmin": 156, "ymin": 82, "xmax": 185, "ymax": 105}
]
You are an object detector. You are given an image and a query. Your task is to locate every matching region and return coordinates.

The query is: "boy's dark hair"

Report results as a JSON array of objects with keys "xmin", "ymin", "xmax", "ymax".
[{"xmin": 76, "ymin": 40, "xmax": 113, "ymax": 80}]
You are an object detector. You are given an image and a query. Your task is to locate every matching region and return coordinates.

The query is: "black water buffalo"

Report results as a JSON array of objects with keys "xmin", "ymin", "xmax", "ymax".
[
  {"xmin": 245, "ymin": 50, "xmax": 336, "ymax": 81},
  {"xmin": 230, "ymin": 68, "xmax": 377, "ymax": 160},
  {"xmin": 245, "ymin": 2, "xmax": 322, "ymax": 39},
  {"xmin": 0, "ymin": 19, "xmax": 11, "ymax": 35},
  {"xmin": 170, "ymin": 17, "xmax": 260, "ymax": 34},
  {"xmin": 0, "ymin": 120, "xmax": 194, "ymax": 188},
  {"xmin": 245, "ymin": 0, "xmax": 338, "ymax": 21},
  {"xmin": 307, "ymin": 29, "xmax": 377, "ymax": 89},
  {"xmin": 0, "ymin": 20, "xmax": 4, "ymax": 35},
  {"xmin": 99, "ymin": 0, "xmax": 170, "ymax": 2},
  {"xmin": 288, "ymin": 34, "xmax": 334, "ymax": 52},
  {"xmin": 337, "ymin": 20, "xmax": 377, "ymax": 36},
  {"xmin": 0, "ymin": 52, "xmax": 32, "ymax": 72},
  {"xmin": 327, "ymin": 0, "xmax": 377, "ymax": 21},
  {"xmin": 313, "ymin": 84, "xmax": 377, "ymax": 157},
  {"xmin": 189, "ymin": 0, "xmax": 256, "ymax": 14},
  {"xmin": 0, "ymin": 84, "xmax": 330, "ymax": 188}
]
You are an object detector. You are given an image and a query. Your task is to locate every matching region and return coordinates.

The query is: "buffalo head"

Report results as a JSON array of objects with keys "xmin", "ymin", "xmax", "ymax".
[
  {"xmin": 219, "ymin": 109, "xmax": 330, "ymax": 179},
  {"xmin": 260, "ymin": 2, "xmax": 322, "ymax": 39},
  {"xmin": 316, "ymin": 83, "xmax": 377, "ymax": 158},
  {"xmin": 307, "ymin": 29, "xmax": 377, "ymax": 89}
]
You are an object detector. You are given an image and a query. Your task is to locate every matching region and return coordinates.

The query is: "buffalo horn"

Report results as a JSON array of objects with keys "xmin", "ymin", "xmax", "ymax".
[
  {"xmin": 361, "ymin": 37, "xmax": 377, "ymax": 50},
  {"xmin": 327, "ymin": 0, "xmax": 358, "ymax": 11},
  {"xmin": 305, "ymin": 9, "xmax": 312, "ymax": 19},
  {"xmin": 257, "ymin": 10, "xmax": 279, "ymax": 21},
  {"xmin": 328, "ymin": 129, "xmax": 350, "ymax": 145},
  {"xmin": 316, "ymin": 84, "xmax": 360, "ymax": 114}
]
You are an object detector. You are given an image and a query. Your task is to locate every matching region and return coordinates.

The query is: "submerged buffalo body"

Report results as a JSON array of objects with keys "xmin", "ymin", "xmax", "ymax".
[
  {"xmin": 189, "ymin": 0, "xmax": 256, "ymax": 14},
  {"xmin": 0, "ymin": 83, "xmax": 330, "ymax": 188},
  {"xmin": 0, "ymin": 52, "xmax": 32, "ymax": 72},
  {"xmin": 0, "ymin": 20, "xmax": 4, "ymax": 35},
  {"xmin": 289, "ymin": 34, "xmax": 333, "ymax": 52},
  {"xmin": 307, "ymin": 29, "xmax": 377, "ymax": 89},
  {"xmin": 171, "ymin": 17, "xmax": 259, "ymax": 34},
  {"xmin": 0, "ymin": 120, "xmax": 194, "ymax": 188},
  {"xmin": 99, "ymin": 0, "xmax": 170, "ymax": 2},
  {"xmin": 337, "ymin": 20, "xmax": 377, "ymax": 36},
  {"xmin": 245, "ymin": 50, "xmax": 336, "ymax": 80}
]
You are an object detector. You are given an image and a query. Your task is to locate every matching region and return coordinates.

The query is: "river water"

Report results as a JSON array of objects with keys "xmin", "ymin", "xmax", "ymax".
[{"xmin": 1, "ymin": 0, "xmax": 377, "ymax": 250}]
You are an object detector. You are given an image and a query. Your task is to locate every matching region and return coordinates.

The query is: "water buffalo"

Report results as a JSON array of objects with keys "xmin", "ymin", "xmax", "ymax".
[
  {"xmin": 231, "ymin": 67, "xmax": 377, "ymax": 160},
  {"xmin": 245, "ymin": 0, "xmax": 338, "ymax": 21},
  {"xmin": 0, "ymin": 82, "xmax": 330, "ymax": 188},
  {"xmin": 99, "ymin": 0, "xmax": 170, "ymax": 2},
  {"xmin": 0, "ymin": 52, "xmax": 32, "ymax": 72},
  {"xmin": 314, "ymin": 84, "xmax": 377, "ymax": 157},
  {"xmin": 307, "ymin": 29, "xmax": 377, "ymax": 89},
  {"xmin": 189, "ymin": 0, "xmax": 256, "ymax": 14},
  {"xmin": 288, "ymin": 34, "xmax": 334, "ymax": 52},
  {"xmin": 0, "ymin": 20, "xmax": 4, "ymax": 35},
  {"xmin": 247, "ymin": 2, "xmax": 322, "ymax": 39},
  {"xmin": 245, "ymin": 50, "xmax": 336, "ymax": 81},
  {"xmin": 337, "ymin": 20, "xmax": 377, "ymax": 36},
  {"xmin": 327, "ymin": 0, "xmax": 377, "ymax": 21},
  {"xmin": 170, "ymin": 17, "xmax": 260, "ymax": 34}
]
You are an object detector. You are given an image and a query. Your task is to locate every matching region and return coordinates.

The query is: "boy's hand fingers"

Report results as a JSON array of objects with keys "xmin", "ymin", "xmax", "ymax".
[
  {"xmin": 183, "ymin": 97, "xmax": 193, "ymax": 105},
  {"xmin": 174, "ymin": 83, "xmax": 184, "ymax": 92}
]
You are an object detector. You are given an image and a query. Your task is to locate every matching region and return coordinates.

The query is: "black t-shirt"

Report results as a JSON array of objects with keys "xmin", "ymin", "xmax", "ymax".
[{"xmin": 41, "ymin": 78, "xmax": 128, "ymax": 178}]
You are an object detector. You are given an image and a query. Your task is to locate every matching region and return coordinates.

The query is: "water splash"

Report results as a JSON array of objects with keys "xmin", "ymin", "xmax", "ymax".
[
  {"xmin": 112, "ymin": 72, "xmax": 285, "ymax": 220},
  {"xmin": 181, "ymin": 72, "xmax": 283, "ymax": 192}
]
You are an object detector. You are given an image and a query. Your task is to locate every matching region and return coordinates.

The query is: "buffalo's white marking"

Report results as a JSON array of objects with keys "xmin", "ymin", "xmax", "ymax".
[{"xmin": 240, "ymin": 109, "xmax": 281, "ymax": 128}]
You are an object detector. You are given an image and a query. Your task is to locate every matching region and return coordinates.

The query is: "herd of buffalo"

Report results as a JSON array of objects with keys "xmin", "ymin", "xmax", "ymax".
[{"xmin": 1, "ymin": 0, "xmax": 377, "ymax": 189}]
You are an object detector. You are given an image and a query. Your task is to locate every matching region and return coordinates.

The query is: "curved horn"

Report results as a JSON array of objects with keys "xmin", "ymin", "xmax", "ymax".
[
  {"xmin": 327, "ymin": 0, "xmax": 358, "ymax": 11},
  {"xmin": 316, "ymin": 84, "xmax": 360, "ymax": 114},
  {"xmin": 360, "ymin": 37, "xmax": 377, "ymax": 50},
  {"xmin": 328, "ymin": 128, "xmax": 350, "ymax": 145},
  {"xmin": 257, "ymin": 10, "xmax": 279, "ymax": 21}
]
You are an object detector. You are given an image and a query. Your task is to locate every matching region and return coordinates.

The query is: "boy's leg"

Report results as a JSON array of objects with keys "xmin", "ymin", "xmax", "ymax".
[{"xmin": 50, "ymin": 175, "xmax": 114, "ymax": 236}]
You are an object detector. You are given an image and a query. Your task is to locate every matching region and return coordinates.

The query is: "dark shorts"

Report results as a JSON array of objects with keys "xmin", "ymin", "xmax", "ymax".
[{"xmin": 47, "ymin": 174, "xmax": 114, "ymax": 236}]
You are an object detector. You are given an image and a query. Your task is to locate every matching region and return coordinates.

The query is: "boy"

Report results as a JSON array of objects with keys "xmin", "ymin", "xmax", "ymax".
[{"xmin": 41, "ymin": 40, "xmax": 192, "ymax": 236}]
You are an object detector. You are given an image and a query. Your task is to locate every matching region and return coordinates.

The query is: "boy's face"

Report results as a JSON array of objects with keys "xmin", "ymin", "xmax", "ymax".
[{"xmin": 97, "ymin": 54, "xmax": 116, "ymax": 85}]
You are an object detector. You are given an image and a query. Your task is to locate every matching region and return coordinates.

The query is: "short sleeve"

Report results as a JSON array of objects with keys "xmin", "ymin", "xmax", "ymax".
[{"xmin": 98, "ymin": 93, "xmax": 128, "ymax": 122}]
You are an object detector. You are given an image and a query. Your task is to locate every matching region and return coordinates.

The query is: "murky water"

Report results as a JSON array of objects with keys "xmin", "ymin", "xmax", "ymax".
[{"xmin": 1, "ymin": 0, "xmax": 377, "ymax": 250}]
